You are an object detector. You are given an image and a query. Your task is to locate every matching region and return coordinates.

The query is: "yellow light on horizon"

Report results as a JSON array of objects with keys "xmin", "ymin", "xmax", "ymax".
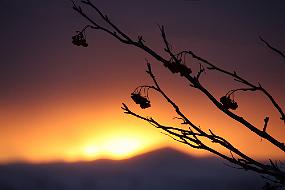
[
  {"xmin": 104, "ymin": 137, "xmax": 140, "ymax": 159},
  {"xmin": 82, "ymin": 146, "xmax": 100, "ymax": 160},
  {"xmin": 81, "ymin": 137, "xmax": 143, "ymax": 160}
]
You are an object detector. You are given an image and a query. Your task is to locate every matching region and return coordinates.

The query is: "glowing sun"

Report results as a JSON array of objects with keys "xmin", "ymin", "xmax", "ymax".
[{"xmin": 82, "ymin": 137, "xmax": 142, "ymax": 160}]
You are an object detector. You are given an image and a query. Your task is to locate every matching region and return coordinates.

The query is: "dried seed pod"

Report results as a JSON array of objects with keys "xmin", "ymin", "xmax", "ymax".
[
  {"xmin": 220, "ymin": 96, "xmax": 230, "ymax": 109},
  {"xmin": 131, "ymin": 93, "xmax": 142, "ymax": 104},
  {"xmin": 220, "ymin": 95, "xmax": 238, "ymax": 110},
  {"xmin": 229, "ymin": 101, "xmax": 238, "ymax": 110},
  {"xmin": 82, "ymin": 42, "xmax": 88, "ymax": 47},
  {"xmin": 131, "ymin": 93, "xmax": 151, "ymax": 108},
  {"xmin": 131, "ymin": 90, "xmax": 151, "ymax": 109},
  {"xmin": 164, "ymin": 61, "xmax": 192, "ymax": 76},
  {"xmin": 140, "ymin": 100, "xmax": 151, "ymax": 109},
  {"xmin": 72, "ymin": 32, "xmax": 88, "ymax": 47},
  {"xmin": 165, "ymin": 62, "xmax": 180, "ymax": 73},
  {"xmin": 178, "ymin": 64, "xmax": 192, "ymax": 76}
]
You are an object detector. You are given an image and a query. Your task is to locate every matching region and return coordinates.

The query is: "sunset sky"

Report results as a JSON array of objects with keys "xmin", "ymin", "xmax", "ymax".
[{"xmin": 0, "ymin": 0, "xmax": 285, "ymax": 163}]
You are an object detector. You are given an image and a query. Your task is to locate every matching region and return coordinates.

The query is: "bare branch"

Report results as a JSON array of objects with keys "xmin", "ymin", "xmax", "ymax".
[
  {"xmin": 72, "ymin": 1, "xmax": 285, "ymax": 185},
  {"xmin": 259, "ymin": 36, "xmax": 285, "ymax": 60},
  {"xmin": 226, "ymin": 87, "xmax": 259, "ymax": 96},
  {"xmin": 263, "ymin": 117, "xmax": 270, "ymax": 133},
  {"xmin": 127, "ymin": 64, "xmax": 284, "ymax": 180}
]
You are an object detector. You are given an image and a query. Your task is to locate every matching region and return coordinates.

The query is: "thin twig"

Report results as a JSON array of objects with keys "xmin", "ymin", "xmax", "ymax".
[{"xmin": 259, "ymin": 36, "xmax": 285, "ymax": 60}]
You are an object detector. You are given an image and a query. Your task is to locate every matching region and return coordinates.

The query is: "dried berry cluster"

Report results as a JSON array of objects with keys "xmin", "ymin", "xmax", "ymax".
[
  {"xmin": 164, "ymin": 61, "xmax": 192, "ymax": 76},
  {"xmin": 72, "ymin": 32, "xmax": 88, "ymax": 47},
  {"xmin": 220, "ymin": 95, "xmax": 238, "ymax": 110},
  {"xmin": 131, "ymin": 92, "xmax": 151, "ymax": 109}
]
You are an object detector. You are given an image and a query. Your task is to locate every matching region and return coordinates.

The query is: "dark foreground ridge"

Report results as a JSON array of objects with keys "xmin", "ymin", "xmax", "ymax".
[{"xmin": 0, "ymin": 148, "xmax": 264, "ymax": 190}]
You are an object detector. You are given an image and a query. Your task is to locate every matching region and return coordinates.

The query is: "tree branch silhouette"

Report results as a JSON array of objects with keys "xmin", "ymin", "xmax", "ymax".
[
  {"xmin": 259, "ymin": 36, "xmax": 285, "ymax": 60},
  {"xmin": 122, "ymin": 63, "xmax": 285, "ymax": 182},
  {"xmin": 71, "ymin": 0, "xmax": 285, "ymax": 187}
]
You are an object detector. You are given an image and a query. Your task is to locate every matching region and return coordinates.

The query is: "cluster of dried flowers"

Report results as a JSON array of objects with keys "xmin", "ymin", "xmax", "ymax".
[
  {"xmin": 131, "ymin": 87, "xmax": 151, "ymax": 109},
  {"xmin": 72, "ymin": 31, "xmax": 88, "ymax": 47},
  {"xmin": 220, "ymin": 95, "xmax": 238, "ymax": 110},
  {"xmin": 164, "ymin": 61, "xmax": 192, "ymax": 77},
  {"xmin": 131, "ymin": 92, "xmax": 151, "ymax": 109}
]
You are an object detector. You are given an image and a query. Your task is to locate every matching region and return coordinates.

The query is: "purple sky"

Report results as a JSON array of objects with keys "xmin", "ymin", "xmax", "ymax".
[{"xmin": 1, "ymin": 0, "xmax": 284, "ymax": 104}]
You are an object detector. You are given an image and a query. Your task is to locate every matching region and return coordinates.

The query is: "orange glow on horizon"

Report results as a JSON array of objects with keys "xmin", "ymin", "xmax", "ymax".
[
  {"xmin": 0, "ymin": 100, "xmax": 166, "ymax": 163},
  {"xmin": 0, "ymin": 89, "xmax": 285, "ymax": 164},
  {"xmin": 0, "ymin": 0, "xmax": 284, "ymax": 167}
]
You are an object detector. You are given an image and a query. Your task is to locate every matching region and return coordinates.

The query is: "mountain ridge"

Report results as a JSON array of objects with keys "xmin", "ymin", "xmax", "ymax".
[
  {"xmin": 0, "ymin": 147, "xmax": 203, "ymax": 166},
  {"xmin": 0, "ymin": 147, "xmax": 264, "ymax": 190}
]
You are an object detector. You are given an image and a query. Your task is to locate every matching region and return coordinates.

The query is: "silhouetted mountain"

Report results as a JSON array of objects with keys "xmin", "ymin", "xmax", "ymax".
[{"xmin": 0, "ymin": 148, "xmax": 265, "ymax": 190}]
